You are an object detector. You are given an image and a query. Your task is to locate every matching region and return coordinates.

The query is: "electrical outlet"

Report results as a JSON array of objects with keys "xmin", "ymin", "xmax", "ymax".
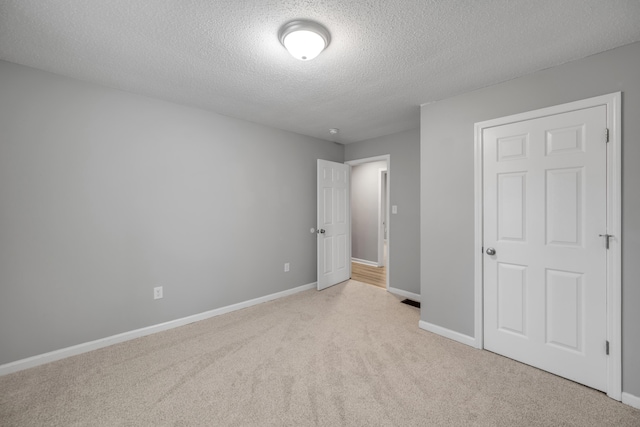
[
  {"xmin": 284, "ymin": 263, "xmax": 290, "ymax": 272},
  {"xmin": 154, "ymin": 286, "xmax": 163, "ymax": 300}
]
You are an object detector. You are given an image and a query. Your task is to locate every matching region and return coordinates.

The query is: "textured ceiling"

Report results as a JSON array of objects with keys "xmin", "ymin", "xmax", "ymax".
[{"xmin": 1, "ymin": 1, "xmax": 639, "ymax": 143}]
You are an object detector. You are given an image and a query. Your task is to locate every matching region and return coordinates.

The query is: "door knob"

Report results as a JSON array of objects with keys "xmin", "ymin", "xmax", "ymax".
[
  {"xmin": 486, "ymin": 247, "xmax": 496, "ymax": 256},
  {"xmin": 599, "ymin": 234, "xmax": 612, "ymax": 249},
  {"xmin": 317, "ymin": 229, "xmax": 326, "ymax": 234}
]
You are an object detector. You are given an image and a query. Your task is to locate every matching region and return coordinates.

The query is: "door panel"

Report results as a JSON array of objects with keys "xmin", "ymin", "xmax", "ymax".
[
  {"xmin": 483, "ymin": 105, "xmax": 607, "ymax": 392},
  {"xmin": 497, "ymin": 262, "xmax": 527, "ymax": 336},
  {"xmin": 498, "ymin": 172, "xmax": 526, "ymax": 241},
  {"xmin": 317, "ymin": 160, "xmax": 350, "ymax": 290},
  {"xmin": 545, "ymin": 269, "xmax": 583, "ymax": 352},
  {"xmin": 546, "ymin": 168, "xmax": 583, "ymax": 246}
]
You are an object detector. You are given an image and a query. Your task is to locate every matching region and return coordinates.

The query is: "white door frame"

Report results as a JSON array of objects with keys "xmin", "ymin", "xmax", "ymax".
[
  {"xmin": 378, "ymin": 169, "xmax": 388, "ymax": 267},
  {"xmin": 473, "ymin": 92, "xmax": 622, "ymax": 400},
  {"xmin": 346, "ymin": 155, "xmax": 391, "ymax": 290}
]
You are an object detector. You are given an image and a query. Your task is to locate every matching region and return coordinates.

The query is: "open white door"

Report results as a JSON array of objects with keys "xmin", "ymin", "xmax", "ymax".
[{"xmin": 317, "ymin": 159, "xmax": 351, "ymax": 290}]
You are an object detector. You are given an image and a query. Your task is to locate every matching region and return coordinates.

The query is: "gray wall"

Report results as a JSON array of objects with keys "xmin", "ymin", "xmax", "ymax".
[
  {"xmin": 351, "ymin": 161, "xmax": 387, "ymax": 263},
  {"xmin": 345, "ymin": 128, "xmax": 420, "ymax": 295},
  {"xmin": 420, "ymin": 42, "xmax": 640, "ymax": 395},
  {"xmin": 0, "ymin": 60, "xmax": 343, "ymax": 365}
]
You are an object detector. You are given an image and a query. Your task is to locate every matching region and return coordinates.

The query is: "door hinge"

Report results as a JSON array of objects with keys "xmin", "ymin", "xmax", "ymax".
[
  {"xmin": 606, "ymin": 340, "xmax": 610, "ymax": 355},
  {"xmin": 605, "ymin": 128, "xmax": 610, "ymax": 143}
]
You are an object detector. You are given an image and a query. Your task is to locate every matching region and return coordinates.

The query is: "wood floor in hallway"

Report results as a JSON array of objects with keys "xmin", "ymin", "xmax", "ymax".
[{"xmin": 351, "ymin": 261, "xmax": 386, "ymax": 289}]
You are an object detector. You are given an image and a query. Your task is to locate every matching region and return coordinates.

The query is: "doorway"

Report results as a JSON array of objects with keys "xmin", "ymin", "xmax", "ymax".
[
  {"xmin": 474, "ymin": 93, "xmax": 621, "ymax": 399},
  {"xmin": 346, "ymin": 156, "xmax": 390, "ymax": 290}
]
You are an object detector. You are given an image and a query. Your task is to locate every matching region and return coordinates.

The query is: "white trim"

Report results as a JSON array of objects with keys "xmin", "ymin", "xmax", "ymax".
[
  {"xmin": 0, "ymin": 282, "xmax": 316, "ymax": 376},
  {"xmin": 346, "ymin": 155, "xmax": 391, "ymax": 291},
  {"xmin": 388, "ymin": 287, "xmax": 420, "ymax": 302},
  {"xmin": 622, "ymin": 392, "xmax": 640, "ymax": 410},
  {"xmin": 473, "ymin": 92, "xmax": 622, "ymax": 400},
  {"xmin": 385, "ymin": 163, "xmax": 390, "ymax": 290},
  {"xmin": 419, "ymin": 320, "xmax": 476, "ymax": 347},
  {"xmin": 377, "ymin": 168, "xmax": 387, "ymax": 267},
  {"xmin": 605, "ymin": 93, "xmax": 622, "ymax": 401},
  {"xmin": 352, "ymin": 257, "xmax": 378, "ymax": 267},
  {"xmin": 345, "ymin": 154, "xmax": 389, "ymax": 166},
  {"xmin": 473, "ymin": 119, "xmax": 484, "ymax": 350}
]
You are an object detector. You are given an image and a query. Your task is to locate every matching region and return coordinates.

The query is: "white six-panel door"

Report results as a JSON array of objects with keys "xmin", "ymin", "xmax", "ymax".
[
  {"xmin": 483, "ymin": 105, "xmax": 608, "ymax": 391},
  {"xmin": 317, "ymin": 160, "xmax": 350, "ymax": 290}
]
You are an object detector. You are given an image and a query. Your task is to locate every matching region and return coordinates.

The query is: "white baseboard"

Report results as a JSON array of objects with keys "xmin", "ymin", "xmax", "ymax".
[
  {"xmin": 0, "ymin": 282, "xmax": 317, "ymax": 377},
  {"xmin": 419, "ymin": 320, "xmax": 477, "ymax": 348},
  {"xmin": 622, "ymin": 392, "xmax": 640, "ymax": 409},
  {"xmin": 388, "ymin": 287, "xmax": 421, "ymax": 302},
  {"xmin": 351, "ymin": 257, "xmax": 378, "ymax": 267}
]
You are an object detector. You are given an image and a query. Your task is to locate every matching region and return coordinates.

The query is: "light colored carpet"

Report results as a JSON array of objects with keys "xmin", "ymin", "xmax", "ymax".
[{"xmin": 1, "ymin": 280, "xmax": 638, "ymax": 426}]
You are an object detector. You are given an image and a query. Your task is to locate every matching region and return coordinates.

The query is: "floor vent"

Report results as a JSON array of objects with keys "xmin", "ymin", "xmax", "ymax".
[{"xmin": 401, "ymin": 299, "xmax": 420, "ymax": 308}]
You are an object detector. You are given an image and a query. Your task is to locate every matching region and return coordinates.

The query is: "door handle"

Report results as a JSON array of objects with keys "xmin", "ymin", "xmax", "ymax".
[
  {"xmin": 599, "ymin": 234, "xmax": 612, "ymax": 249},
  {"xmin": 317, "ymin": 229, "xmax": 326, "ymax": 234},
  {"xmin": 486, "ymin": 247, "xmax": 496, "ymax": 256}
]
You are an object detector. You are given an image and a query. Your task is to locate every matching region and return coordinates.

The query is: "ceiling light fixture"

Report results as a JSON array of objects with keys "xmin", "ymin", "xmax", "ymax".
[{"xmin": 279, "ymin": 20, "xmax": 331, "ymax": 61}]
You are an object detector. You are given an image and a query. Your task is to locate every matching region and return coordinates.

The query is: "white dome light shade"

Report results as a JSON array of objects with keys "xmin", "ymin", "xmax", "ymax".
[
  {"xmin": 279, "ymin": 20, "xmax": 331, "ymax": 61},
  {"xmin": 283, "ymin": 30, "xmax": 325, "ymax": 60}
]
